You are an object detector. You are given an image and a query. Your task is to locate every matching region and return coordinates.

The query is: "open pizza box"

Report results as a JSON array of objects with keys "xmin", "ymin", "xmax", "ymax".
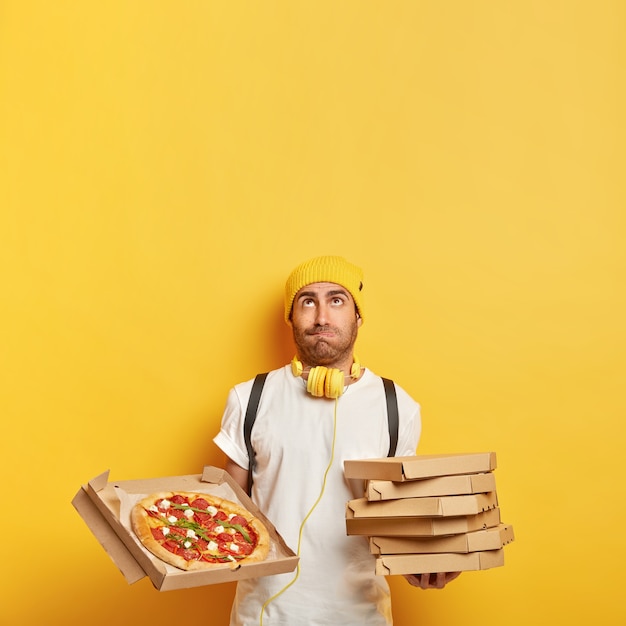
[
  {"xmin": 72, "ymin": 466, "xmax": 299, "ymax": 591},
  {"xmin": 344, "ymin": 452, "xmax": 497, "ymax": 482}
]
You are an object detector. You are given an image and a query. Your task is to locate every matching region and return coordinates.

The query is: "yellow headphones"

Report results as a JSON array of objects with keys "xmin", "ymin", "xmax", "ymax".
[{"xmin": 291, "ymin": 355, "xmax": 361, "ymax": 399}]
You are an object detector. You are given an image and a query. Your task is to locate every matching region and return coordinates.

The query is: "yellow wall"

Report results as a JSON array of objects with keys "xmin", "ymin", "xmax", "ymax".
[{"xmin": 1, "ymin": 2, "xmax": 624, "ymax": 624}]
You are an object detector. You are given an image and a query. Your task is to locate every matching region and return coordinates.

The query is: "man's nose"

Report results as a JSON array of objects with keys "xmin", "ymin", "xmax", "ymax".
[{"xmin": 314, "ymin": 303, "xmax": 330, "ymax": 325}]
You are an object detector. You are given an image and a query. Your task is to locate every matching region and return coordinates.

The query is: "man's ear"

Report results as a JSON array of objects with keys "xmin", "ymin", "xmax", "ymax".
[{"xmin": 356, "ymin": 315, "xmax": 362, "ymax": 328}]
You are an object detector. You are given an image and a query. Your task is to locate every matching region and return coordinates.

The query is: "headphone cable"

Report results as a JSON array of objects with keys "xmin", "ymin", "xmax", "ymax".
[{"xmin": 259, "ymin": 398, "xmax": 339, "ymax": 625}]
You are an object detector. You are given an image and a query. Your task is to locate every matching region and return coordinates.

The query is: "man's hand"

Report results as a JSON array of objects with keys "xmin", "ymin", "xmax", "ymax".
[{"xmin": 404, "ymin": 572, "xmax": 462, "ymax": 589}]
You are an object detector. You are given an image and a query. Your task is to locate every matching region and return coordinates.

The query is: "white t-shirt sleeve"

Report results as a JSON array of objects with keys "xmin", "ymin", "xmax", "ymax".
[{"xmin": 213, "ymin": 385, "xmax": 251, "ymax": 470}]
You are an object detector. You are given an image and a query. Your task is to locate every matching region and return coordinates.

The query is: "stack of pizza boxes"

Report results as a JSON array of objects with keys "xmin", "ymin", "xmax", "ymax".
[{"xmin": 344, "ymin": 453, "xmax": 514, "ymax": 576}]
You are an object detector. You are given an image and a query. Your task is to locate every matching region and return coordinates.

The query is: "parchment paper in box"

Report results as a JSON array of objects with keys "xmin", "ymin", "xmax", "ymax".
[{"xmin": 72, "ymin": 466, "xmax": 298, "ymax": 591}]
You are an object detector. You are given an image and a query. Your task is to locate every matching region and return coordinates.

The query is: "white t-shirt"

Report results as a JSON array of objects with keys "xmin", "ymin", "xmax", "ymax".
[{"xmin": 214, "ymin": 365, "xmax": 421, "ymax": 626}]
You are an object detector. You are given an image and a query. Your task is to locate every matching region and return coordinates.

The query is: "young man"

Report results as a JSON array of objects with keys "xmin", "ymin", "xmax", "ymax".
[{"xmin": 214, "ymin": 255, "xmax": 459, "ymax": 626}]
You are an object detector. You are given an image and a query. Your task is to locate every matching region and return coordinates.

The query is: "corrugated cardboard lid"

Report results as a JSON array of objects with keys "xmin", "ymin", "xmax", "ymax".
[
  {"xmin": 344, "ymin": 452, "xmax": 497, "ymax": 481},
  {"xmin": 366, "ymin": 472, "xmax": 496, "ymax": 501},
  {"xmin": 347, "ymin": 491, "xmax": 498, "ymax": 518},
  {"xmin": 375, "ymin": 548, "xmax": 505, "ymax": 575},
  {"xmin": 369, "ymin": 523, "xmax": 515, "ymax": 555},
  {"xmin": 346, "ymin": 506, "xmax": 501, "ymax": 537}
]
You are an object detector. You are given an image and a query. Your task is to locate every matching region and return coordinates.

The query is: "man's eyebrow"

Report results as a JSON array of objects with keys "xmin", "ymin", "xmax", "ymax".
[
  {"xmin": 296, "ymin": 290, "xmax": 317, "ymax": 300},
  {"xmin": 296, "ymin": 288, "xmax": 350, "ymax": 299},
  {"xmin": 326, "ymin": 289, "xmax": 350, "ymax": 298}
]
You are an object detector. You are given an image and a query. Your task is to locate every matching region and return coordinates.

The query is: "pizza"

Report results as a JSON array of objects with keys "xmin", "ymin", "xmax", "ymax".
[{"xmin": 131, "ymin": 491, "xmax": 270, "ymax": 571}]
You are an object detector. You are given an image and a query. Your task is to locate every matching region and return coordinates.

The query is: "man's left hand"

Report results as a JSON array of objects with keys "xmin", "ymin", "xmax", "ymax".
[{"xmin": 404, "ymin": 572, "xmax": 462, "ymax": 589}]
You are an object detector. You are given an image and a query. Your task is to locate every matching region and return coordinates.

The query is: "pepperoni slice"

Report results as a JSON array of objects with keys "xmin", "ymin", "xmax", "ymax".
[
  {"xmin": 151, "ymin": 527, "xmax": 165, "ymax": 541},
  {"xmin": 191, "ymin": 498, "xmax": 210, "ymax": 510},
  {"xmin": 163, "ymin": 539, "xmax": 180, "ymax": 554},
  {"xmin": 178, "ymin": 548, "xmax": 200, "ymax": 561},
  {"xmin": 167, "ymin": 526, "xmax": 187, "ymax": 540},
  {"xmin": 168, "ymin": 508, "xmax": 185, "ymax": 520},
  {"xmin": 236, "ymin": 541, "xmax": 254, "ymax": 555},
  {"xmin": 217, "ymin": 541, "xmax": 236, "ymax": 555},
  {"xmin": 193, "ymin": 512, "xmax": 212, "ymax": 526}
]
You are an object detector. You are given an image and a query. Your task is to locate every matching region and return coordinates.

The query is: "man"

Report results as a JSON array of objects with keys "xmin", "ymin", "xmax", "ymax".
[{"xmin": 214, "ymin": 255, "xmax": 459, "ymax": 626}]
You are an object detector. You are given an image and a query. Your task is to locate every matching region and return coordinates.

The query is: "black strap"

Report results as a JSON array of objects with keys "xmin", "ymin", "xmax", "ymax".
[
  {"xmin": 382, "ymin": 377, "xmax": 399, "ymax": 457},
  {"xmin": 243, "ymin": 373, "xmax": 399, "ymax": 495},
  {"xmin": 244, "ymin": 372, "xmax": 268, "ymax": 495}
]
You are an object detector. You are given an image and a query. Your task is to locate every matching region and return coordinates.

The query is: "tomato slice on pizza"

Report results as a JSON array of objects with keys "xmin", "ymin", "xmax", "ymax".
[{"xmin": 131, "ymin": 491, "xmax": 270, "ymax": 571}]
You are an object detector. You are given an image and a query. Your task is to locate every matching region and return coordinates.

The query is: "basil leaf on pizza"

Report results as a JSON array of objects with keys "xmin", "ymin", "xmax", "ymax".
[{"xmin": 131, "ymin": 491, "xmax": 270, "ymax": 571}]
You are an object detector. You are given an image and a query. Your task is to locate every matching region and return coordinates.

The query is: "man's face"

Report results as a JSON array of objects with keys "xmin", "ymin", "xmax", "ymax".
[{"xmin": 290, "ymin": 282, "xmax": 362, "ymax": 368}]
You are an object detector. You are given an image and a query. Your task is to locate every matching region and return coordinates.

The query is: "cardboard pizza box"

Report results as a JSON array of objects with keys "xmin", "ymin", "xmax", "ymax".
[
  {"xmin": 369, "ymin": 524, "xmax": 515, "ymax": 555},
  {"xmin": 344, "ymin": 452, "xmax": 497, "ymax": 482},
  {"xmin": 375, "ymin": 548, "xmax": 505, "ymax": 575},
  {"xmin": 72, "ymin": 466, "xmax": 299, "ymax": 591},
  {"xmin": 346, "ymin": 506, "xmax": 501, "ymax": 537},
  {"xmin": 347, "ymin": 491, "xmax": 498, "ymax": 519},
  {"xmin": 365, "ymin": 472, "xmax": 496, "ymax": 501}
]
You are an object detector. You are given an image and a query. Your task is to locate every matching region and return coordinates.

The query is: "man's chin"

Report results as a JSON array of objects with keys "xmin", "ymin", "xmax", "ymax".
[{"xmin": 299, "ymin": 342, "xmax": 337, "ymax": 365}]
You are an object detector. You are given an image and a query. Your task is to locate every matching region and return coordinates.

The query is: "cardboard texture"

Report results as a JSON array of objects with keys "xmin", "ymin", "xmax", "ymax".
[
  {"xmin": 369, "ymin": 524, "xmax": 515, "ymax": 555},
  {"xmin": 365, "ymin": 472, "xmax": 496, "ymax": 501},
  {"xmin": 72, "ymin": 466, "xmax": 299, "ymax": 591},
  {"xmin": 344, "ymin": 452, "xmax": 513, "ymax": 577},
  {"xmin": 347, "ymin": 491, "xmax": 498, "ymax": 518},
  {"xmin": 344, "ymin": 452, "xmax": 497, "ymax": 482},
  {"xmin": 346, "ymin": 506, "xmax": 501, "ymax": 537},
  {"xmin": 375, "ymin": 548, "xmax": 505, "ymax": 575}
]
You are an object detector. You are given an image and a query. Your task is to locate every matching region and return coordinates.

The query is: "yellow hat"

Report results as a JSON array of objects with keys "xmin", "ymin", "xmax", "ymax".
[{"xmin": 284, "ymin": 255, "xmax": 364, "ymax": 323}]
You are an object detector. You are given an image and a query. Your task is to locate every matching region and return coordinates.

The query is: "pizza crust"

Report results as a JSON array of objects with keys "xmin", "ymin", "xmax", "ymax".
[{"xmin": 131, "ymin": 491, "xmax": 270, "ymax": 571}]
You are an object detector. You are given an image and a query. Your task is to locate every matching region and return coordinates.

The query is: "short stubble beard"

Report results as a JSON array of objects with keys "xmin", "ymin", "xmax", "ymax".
[{"xmin": 292, "ymin": 319, "xmax": 360, "ymax": 370}]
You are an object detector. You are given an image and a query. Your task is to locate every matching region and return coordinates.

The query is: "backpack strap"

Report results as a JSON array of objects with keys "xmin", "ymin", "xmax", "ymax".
[
  {"xmin": 382, "ymin": 377, "xmax": 399, "ymax": 457},
  {"xmin": 242, "ymin": 373, "xmax": 400, "ymax": 495},
  {"xmin": 243, "ymin": 372, "xmax": 268, "ymax": 496}
]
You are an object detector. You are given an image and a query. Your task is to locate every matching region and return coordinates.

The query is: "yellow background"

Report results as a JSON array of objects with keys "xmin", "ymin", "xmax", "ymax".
[{"xmin": 1, "ymin": 2, "xmax": 624, "ymax": 624}]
